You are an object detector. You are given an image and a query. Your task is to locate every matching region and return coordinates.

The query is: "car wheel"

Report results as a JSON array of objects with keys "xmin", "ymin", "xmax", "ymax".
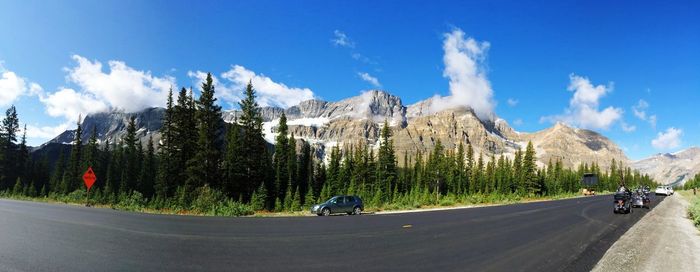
[
  {"xmin": 353, "ymin": 207, "xmax": 361, "ymax": 215},
  {"xmin": 322, "ymin": 208, "xmax": 330, "ymax": 216}
]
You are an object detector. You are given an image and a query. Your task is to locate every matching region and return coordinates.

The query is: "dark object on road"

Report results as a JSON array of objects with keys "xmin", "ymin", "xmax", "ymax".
[
  {"xmin": 581, "ymin": 173, "xmax": 598, "ymax": 195},
  {"xmin": 694, "ymin": 188, "xmax": 696, "ymax": 195},
  {"xmin": 311, "ymin": 195, "xmax": 363, "ymax": 216},
  {"xmin": 613, "ymin": 191, "xmax": 632, "ymax": 214},
  {"xmin": 631, "ymin": 188, "xmax": 649, "ymax": 209}
]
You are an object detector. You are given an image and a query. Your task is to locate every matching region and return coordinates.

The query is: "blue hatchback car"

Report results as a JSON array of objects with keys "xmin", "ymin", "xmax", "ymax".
[{"xmin": 311, "ymin": 195, "xmax": 363, "ymax": 216}]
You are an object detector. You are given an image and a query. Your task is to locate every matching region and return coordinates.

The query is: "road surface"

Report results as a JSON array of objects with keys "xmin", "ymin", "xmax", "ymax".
[{"xmin": 0, "ymin": 195, "xmax": 663, "ymax": 272}]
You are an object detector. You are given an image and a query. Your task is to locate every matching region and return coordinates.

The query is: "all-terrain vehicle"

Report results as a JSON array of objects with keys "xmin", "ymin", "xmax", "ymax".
[{"xmin": 613, "ymin": 190, "xmax": 632, "ymax": 214}]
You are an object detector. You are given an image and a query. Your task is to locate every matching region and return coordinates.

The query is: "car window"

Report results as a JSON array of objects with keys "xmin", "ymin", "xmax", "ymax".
[
  {"xmin": 336, "ymin": 197, "xmax": 345, "ymax": 204},
  {"xmin": 347, "ymin": 196, "xmax": 355, "ymax": 202}
]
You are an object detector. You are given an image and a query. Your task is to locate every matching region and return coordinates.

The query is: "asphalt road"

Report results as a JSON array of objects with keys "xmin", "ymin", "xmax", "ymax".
[{"xmin": 0, "ymin": 194, "xmax": 663, "ymax": 272}]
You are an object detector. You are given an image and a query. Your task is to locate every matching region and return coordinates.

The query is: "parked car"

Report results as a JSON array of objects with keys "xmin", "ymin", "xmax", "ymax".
[
  {"xmin": 311, "ymin": 195, "xmax": 363, "ymax": 216},
  {"xmin": 655, "ymin": 186, "xmax": 671, "ymax": 196},
  {"xmin": 667, "ymin": 186, "xmax": 674, "ymax": 195}
]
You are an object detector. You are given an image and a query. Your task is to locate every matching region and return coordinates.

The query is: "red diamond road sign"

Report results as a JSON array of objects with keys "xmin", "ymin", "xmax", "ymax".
[{"xmin": 83, "ymin": 167, "xmax": 96, "ymax": 191}]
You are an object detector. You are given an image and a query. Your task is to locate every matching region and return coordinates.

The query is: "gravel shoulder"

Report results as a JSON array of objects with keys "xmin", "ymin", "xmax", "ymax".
[{"xmin": 592, "ymin": 194, "xmax": 700, "ymax": 272}]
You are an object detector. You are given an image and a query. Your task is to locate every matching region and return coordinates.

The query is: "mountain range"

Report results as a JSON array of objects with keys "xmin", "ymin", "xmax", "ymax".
[{"xmin": 39, "ymin": 90, "xmax": 694, "ymax": 186}]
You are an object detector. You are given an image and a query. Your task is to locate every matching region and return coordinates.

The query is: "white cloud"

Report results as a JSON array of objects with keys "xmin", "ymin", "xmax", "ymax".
[
  {"xmin": 541, "ymin": 74, "xmax": 622, "ymax": 130},
  {"xmin": 0, "ymin": 64, "xmax": 43, "ymax": 107},
  {"xmin": 331, "ymin": 30, "xmax": 355, "ymax": 48},
  {"xmin": 513, "ymin": 118, "xmax": 523, "ymax": 126},
  {"xmin": 39, "ymin": 88, "xmax": 109, "ymax": 121},
  {"xmin": 358, "ymin": 72, "xmax": 381, "ymax": 87},
  {"xmin": 507, "ymin": 98, "xmax": 519, "ymax": 107},
  {"xmin": 632, "ymin": 99, "xmax": 657, "ymax": 128},
  {"xmin": 621, "ymin": 122, "xmax": 636, "ymax": 132},
  {"xmin": 652, "ymin": 127, "xmax": 682, "ymax": 150},
  {"xmin": 632, "ymin": 99, "xmax": 648, "ymax": 120},
  {"xmin": 648, "ymin": 115, "xmax": 657, "ymax": 129},
  {"xmin": 25, "ymin": 121, "xmax": 73, "ymax": 140},
  {"xmin": 190, "ymin": 65, "xmax": 315, "ymax": 109},
  {"xmin": 64, "ymin": 55, "xmax": 175, "ymax": 112},
  {"xmin": 427, "ymin": 28, "xmax": 495, "ymax": 121}
]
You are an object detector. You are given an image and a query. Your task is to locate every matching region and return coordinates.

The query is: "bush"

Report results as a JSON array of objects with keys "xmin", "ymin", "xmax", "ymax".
[
  {"xmin": 210, "ymin": 199, "xmax": 254, "ymax": 216},
  {"xmin": 191, "ymin": 185, "xmax": 225, "ymax": 214},
  {"xmin": 115, "ymin": 191, "xmax": 146, "ymax": 212},
  {"xmin": 689, "ymin": 197, "xmax": 700, "ymax": 227},
  {"xmin": 189, "ymin": 185, "xmax": 254, "ymax": 216},
  {"xmin": 63, "ymin": 189, "xmax": 86, "ymax": 203}
]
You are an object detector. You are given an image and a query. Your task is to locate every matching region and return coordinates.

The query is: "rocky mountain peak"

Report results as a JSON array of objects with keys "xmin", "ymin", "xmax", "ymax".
[
  {"xmin": 633, "ymin": 146, "xmax": 700, "ymax": 186},
  {"xmin": 39, "ymin": 90, "xmax": 630, "ymax": 173}
]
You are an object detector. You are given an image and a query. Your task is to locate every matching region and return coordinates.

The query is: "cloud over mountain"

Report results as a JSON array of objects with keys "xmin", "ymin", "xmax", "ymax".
[
  {"xmin": 189, "ymin": 65, "xmax": 315, "ymax": 109},
  {"xmin": 428, "ymin": 28, "xmax": 495, "ymax": 121},
  {"xmin": 542, "ymin": 74, "xmax": 622, "ymax": 130}
]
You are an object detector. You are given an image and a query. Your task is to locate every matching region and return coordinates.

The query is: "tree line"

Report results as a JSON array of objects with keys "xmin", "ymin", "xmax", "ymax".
[{"xmin": 0, "ymin": 73, "xmax": 656, "ymax": 214}]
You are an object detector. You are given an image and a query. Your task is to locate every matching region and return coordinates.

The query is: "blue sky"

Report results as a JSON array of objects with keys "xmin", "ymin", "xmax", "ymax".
[{"xmin": 0, "ymin": 0, "xmax": 698, "ymax": 160}]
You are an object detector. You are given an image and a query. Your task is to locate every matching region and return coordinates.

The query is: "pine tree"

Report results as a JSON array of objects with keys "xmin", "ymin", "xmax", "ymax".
[
  {"xmin": 83, "ymin": 126, "xmax": 99, "ymax": 169},
  {"xmin": 250, "ymin": 184, "xmax": 266, "ymax": 211},
  {"xmin": 291, "ymin": 186, "xmax": 301, "ymax": 212},
  {"xmin": 455, "ymin": 142, "xmax": 466, "ymax": 194},
  {"xmin": 466, "ymin": 143, "xmax": 474, "ymax": 194},
  {"xmin": 297, "ymin": 141, "xmax": 312, "ymax": 205},
  {"xmin": 121, "ymin": 115, "xmax": 139, "ymax": 193},
  {"xmin": 12, "ymin": 177, "xmax": 22, "ymax": 196},
  {"xmin": 313, "ymin": 161, "xmax": 326, "ymax": 199},
  {"xmin": 156, "ymin": 89, "xmax": 175, "ymax": 198},
  {"xmin": 273, "ymin": 113, "xmax": 290, "ymax": 203},
  {"xmin": 187, "ymin": 73, "xmax": 223, "ymax": 189},
  {"xmin": 139, "ymin": 136, "xmax": 157, "ymax": 197},
  {"xmin": 513, "ymin": 148, "xmax": 523, "ymax": 194},
  {"xmin": 49, "ymin": 148, "xmax": 66, "ymax": 193},
  {"xmin": 223, "ymin": 123, "xmax": 244, "ymax": 199},
  {"xmin": 64, "ymin": 116, "xmax": 83, "ymax": 193},
  {"xmin": 238, "ymin": 81, "xmax": 268, "ymax": 202},
  {"xmin": 288, "ymin": 134, "xmax": 298, "ymax": 194},
  {"xmin": 16, "ymin": 124, "xmax": 29, "ymax": 184},
  {"xmin": 376, "ymin": 121, "xmax": 397, "ymax": 196},
  {"xmin": 522, "ymin": 141, "xmax": 539, "ymax": 195},
  {"xmin": 304, "ymin": 183, "xmax": 315, "ymax": 207},
  {"xmin": 1, "ymin": 105, "xmax": 20, "ymax": 189},
  {"xmin": 172, "ymin": 88, "xmax": 197, "ymax": 191},
  {"xmin": 327, "ymin": 146, "xmax": 341, "ymax": 194}
]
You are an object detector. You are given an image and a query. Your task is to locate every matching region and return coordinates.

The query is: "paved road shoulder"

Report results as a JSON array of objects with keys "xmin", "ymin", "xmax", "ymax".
[{"xmin": 592, "ymin": 194, "xmax": 700, "ymax": 272}]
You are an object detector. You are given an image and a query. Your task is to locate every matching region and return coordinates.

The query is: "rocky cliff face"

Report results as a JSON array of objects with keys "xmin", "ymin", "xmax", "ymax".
[
  {"xmin": 42, "ymin": 90, "xmax": 628, "ymax": 170},
  {"xmin": 46, "ymin": 107, "xmax": 164, "ymax": 147},
  {"xmin": 632, "ymin": 147, "xmax": 700, "ymax": 186}
]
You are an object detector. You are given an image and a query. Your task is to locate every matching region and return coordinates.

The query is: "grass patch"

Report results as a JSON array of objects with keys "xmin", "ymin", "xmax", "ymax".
[{"xmin": 679, "ymin": 190, "xmax": 700, "ymax": 228}]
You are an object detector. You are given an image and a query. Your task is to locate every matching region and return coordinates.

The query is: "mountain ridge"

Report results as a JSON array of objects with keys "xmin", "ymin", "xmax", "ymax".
[
  {"xmin": 41, "ymin": 90, "xmax": 629, "ymax": 171},
  {"xmin": 632, "ymin": 146, "xmax": 700, "ymax": 186}
]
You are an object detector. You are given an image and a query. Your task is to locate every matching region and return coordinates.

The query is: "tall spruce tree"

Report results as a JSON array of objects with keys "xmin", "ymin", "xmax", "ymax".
[
  {"xmin": 187, "ymin": 73, "xmax": 223, "ymax": 189},
  {"xmin": 273, "ymin": 113, "xmax": 290, "ymax": 202},
  {"xmin": 16, "ymin": 124, "xmax": 29, "ymax": 184},
  {"xmin": 156, "ymin": 89, "xmax": 175, "ymax": 198},
  {"xmin": 465, "ymin": 143, "xmax": 474, "ymax": 194},
  {"xmin": 376, "ymin": 121, "xmax": 397, "ymax": 194},
  {"xmin": 238, "ymin": 81, "xmax": 268, "ymax": 203},
  {"xmin": 287, "ymin": 134, "xmax": 298, "ymax": 197},
  {"xmin": 139, "ymin": 136, "xmax": 157, "ymax": 197},
  {"xmin": 0, "ymin": 105, "xmax": 20, "ymax": 189},
  {"xmin": 173, "ymin": 88, "xmax": 197, "ymax": 191},
  {"xmin": 223, "ymin": 122, "xmax": 244, "ymax": 199},
  {"xmin": 64, "ymin": 116, "xmax": 83, "ymax": 193},
  {"xmin": 522, "ymin": 141, "xmax": 539, "ymax": 195},
  {"xmin": 121, "ymin": 115, "xmax": 139, "ymax": 193},
  {"xmin": 49, "ymin": 148, "xmax": 66, "ymax": 193}
]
